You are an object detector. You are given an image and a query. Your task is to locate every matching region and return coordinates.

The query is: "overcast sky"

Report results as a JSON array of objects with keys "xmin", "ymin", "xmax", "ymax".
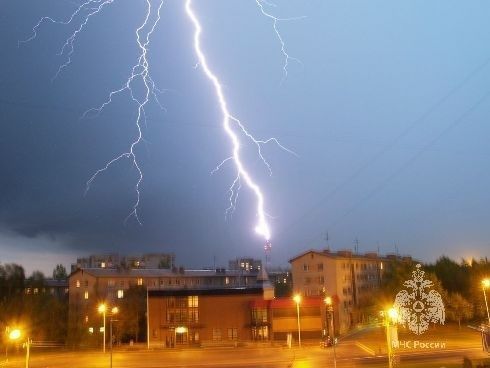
[{"xmin": 1, "ymin": 0, "xmax": 490, "ymax": 275}]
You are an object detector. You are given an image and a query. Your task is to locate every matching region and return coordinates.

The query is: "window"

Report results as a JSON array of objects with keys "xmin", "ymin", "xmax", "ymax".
[
  {"xmin": 319, "ymin": 276, "xmax": 325, "ymax": 284},
  {"xmin": 225, "ymin": 277, "xmax": 230, "ymax": 285},
  {"xmin": 76, "ymin": 280, "xmax": 80, "ymax": 288},
  {"xmin": 137, "ymin": 278, "xmax": 143, "ymax": 286},
  {"xmin": 227, "ymin": 328, "xmax": 238, "ymax": 340},
  {"xmin": 101, "ymin": 262, "xmax": 106, "ymax": 268},
  {"xmin": 303, "ymin": 264, "xmax": 309, "ymax": 271},
  {"xmin": 212, "ymin": 328, "xmax": 221, "ymax": 341},
  {"xmin": 120, "ymin": 280, "xmax": 124, "ymax": 287},
  {"xmin": 108, "ymin": 280, "xmax": 115, "ymax": 287},
  {"xmin": 85, "ymin": 315, "xmax": 89, "ymax": 323},
  {"xmin": 252, "ymin": 308, "xmax": 268, "ymax": 323},
  {"xmin": 117, "ymin": 289, "xmax": 124, "ymax": 299},
  {"xmin": 252, "ymin": 326, "xmax": 268, "ymax": 340},
  {"xmin": 84, "ymin": 291, "xmax": 89, "ymax": 299},
  {"xmin": 188, "ymin": 296, "xmax": 198, "ymax": 307},
  {"xmin": 317, "ymin": 263, "xmax": 324, "ymax": 271},
  {"xmin": 85, "ymin": 280, "xmax": 89, "ymax": 287}
]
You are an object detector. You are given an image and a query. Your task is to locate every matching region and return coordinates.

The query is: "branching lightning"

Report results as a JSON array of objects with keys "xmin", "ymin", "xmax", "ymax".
[
  {"xmin": 22, "ymin": 0, "xmax": 301, "ymax": 242},
  {"xmin": 255, "ymin": 0, "xmax": 306, "ymax": 82},
  {"xmin": 186, "ymin": 0, "xmax": 301, "ymax": 241}
]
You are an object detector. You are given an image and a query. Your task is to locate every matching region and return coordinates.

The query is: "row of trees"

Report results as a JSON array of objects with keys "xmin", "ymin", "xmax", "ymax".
[
  {"xmin": 359, "ymin": 256, "xmax": 490, "ymax": 327},
  {"xmin": 0, "ymin": 263, "xmax": 68, "ymax": 345}
]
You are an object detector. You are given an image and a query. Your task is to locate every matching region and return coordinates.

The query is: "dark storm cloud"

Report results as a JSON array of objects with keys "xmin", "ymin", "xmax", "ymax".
[{"xmin": 1, "ymin": 0, "xmax": 490, "ymax": 273}]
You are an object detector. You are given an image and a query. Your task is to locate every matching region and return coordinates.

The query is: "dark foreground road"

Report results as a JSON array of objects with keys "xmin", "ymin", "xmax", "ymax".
[
  {"xmin": 2, "ymin": 326, "xmax": 488, "ymax": 368},
  {"xmin": 2, "ymin": 343, "xmax": 488, "ymax": 368}
]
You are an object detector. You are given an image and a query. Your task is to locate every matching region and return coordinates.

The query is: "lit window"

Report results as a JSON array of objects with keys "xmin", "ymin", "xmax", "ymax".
[
  {"xmin": 76, "ymin": 280, "xmax": 80, "ymax": 288},
  {"xmin": 84, "ymin": 291, "xmax": 89, "ymax": 299},
  {"xmin": 137, "ymin": 278, "xmax": 143, "ymax": 286},
  {"xmin": 188, "ymin": 296, "xmax": 198, "ymax": 307},
  {"xmin": 117, "ymin": 289, "xmax": 124, "ymax": 299},
  {"xmin": 101, "ymin": 262, "xmax": 106, "ymax": 268},
  {"xmin": 88, "ymin": 327, "xmax": 94, "ymax": 333},
  {"xmin": 380, "ymin": 262, "xmax": 384, "ymax": 270},
  {"xmin": 85, "ymin": 315, "xmax": 89, "ymax": 323},
  {"xmin": 26, "ymin": 288, "xmax": 31, "ymax": 294},
  {"xmin": 100, "ymin": 327, "xmax": 104, "ymax": 332}
]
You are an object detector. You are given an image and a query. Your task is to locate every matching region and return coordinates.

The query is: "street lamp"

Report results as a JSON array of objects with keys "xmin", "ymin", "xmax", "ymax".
[
  {"xmin": 384, "ymin": 307, "xmax": 398, "ymax": 368},
  {"xmin": 482, "ymin": 279, "xmax": 490, "ymax": 325},
  {"xmin": 293, "ymin": 294, "xmax": 302, "ymax": 347},
  {"xmin": 109, "ymin": 307, "xmax": 119, "ymax": 368},
  {"xmin": 324, "ymin": 296, "xmax": 337, "ymax": 368},
  {"xmin": 98, "ymin": 303, "xmax": 107, "ymax": 353},
  {"xmin": 8, "ymin": 328, "xmax": 30, "ymax": 368}
]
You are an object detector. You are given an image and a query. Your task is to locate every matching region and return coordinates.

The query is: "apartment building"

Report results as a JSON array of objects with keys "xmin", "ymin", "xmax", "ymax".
[
  {"xmin": 68, "ymin": 267, "xmax": 261, "ymax": 343},
  {"xmin": 71, "ymin": 252, "xmax": 175, "ymax": 272},
  {"xmin": 290, "ymin": 249, "xmax": 391, "ymax": 333}
]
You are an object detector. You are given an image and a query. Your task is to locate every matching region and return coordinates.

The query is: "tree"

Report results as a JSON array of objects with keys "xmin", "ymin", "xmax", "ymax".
[
  {"xmin": 118, "ymin": 286, "xmax": 147, "ymax": 343},
  {"xmin": 446, "ymin": 293, "xmax": 473, "ymax": 328},
  {"xmin": 52, "ymin": 264, "xmax": 68, "ymax": 280}
]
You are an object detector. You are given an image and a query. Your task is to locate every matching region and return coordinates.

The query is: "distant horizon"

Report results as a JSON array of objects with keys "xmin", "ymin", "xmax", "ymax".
[{"xmin": 3, "ymin": 244, "xmax": 486, "ymax": 278}]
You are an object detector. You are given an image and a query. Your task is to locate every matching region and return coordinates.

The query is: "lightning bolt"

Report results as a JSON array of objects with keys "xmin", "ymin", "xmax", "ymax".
[
  {"xmin": 83, "ymin": 0, "xmax": 165, "ymax": 225},
  {"xmin": 22, "ymin": 0, "xmax": 300, "ymax": 242},
  {"xmin": 254, "ymin": 0, "xmax": 306, "ymax": 82},
  {"xmin": 186, "ymin": 0, "xmax": 300, "ymax": 241}
]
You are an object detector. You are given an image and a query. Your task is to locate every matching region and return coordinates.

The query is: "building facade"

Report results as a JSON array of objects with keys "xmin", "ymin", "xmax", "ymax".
[
  {"xmin": 67, "ymin": 267, "xmax": 261, "ymax": 345},
  {"xmin": 148, "ymin": 285, "xmax": 274, "ymax": 347},
  {"xmin": 71, "ymin": 253, "xmax": 175, "ymax": 272},
  {"xmin": 290, "ymin": 249, "xmax": 390, "ymax": 333}
]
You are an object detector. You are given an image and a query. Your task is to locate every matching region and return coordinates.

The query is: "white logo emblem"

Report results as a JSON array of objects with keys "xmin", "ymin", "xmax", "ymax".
[{"xmin": 393, "ymin": 264, "xmax": 445, "ymax": 335}]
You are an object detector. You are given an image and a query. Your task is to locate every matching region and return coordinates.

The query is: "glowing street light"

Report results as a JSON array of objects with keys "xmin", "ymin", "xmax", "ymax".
[
  {"xmin": 293, "ymin": 294, "xmax": 301, "ymax": 347},
  {"xmin": 8, "ymin": 328, "xmax": 30, "ymax": 368},
  {"xmin": 109, "ymin": 307, "xmax": 119, "ymax": 368},
  {"xmin": 8, "ymin": 329, "xmax": 21, "ymax": 341},
  {"xmin": 383, "ymin": 307, "xmax": 399, "ymax": 368},
  {"xmin": 324, "ymin": 296, "xmax": 337, "ymax": 368},
  {"xmin": 482, "ymin": 279, "xmax": 490, "ymax": 325},
  {"xmin": 98, "ymin": 303, "xmax": 107, "ymax": 353}
]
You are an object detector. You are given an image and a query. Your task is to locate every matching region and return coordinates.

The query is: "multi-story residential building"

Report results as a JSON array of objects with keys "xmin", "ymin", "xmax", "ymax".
[
  {"xmin": 71, "ymin": 253, "xmax": 175, "ymax": 272},
  {"xmin": 228, "ymin": 258, "xmax": 262, "ymax": 273},
  {"xmin": 68, "ymin": 267, "xmax": 262, "ymax": 344},
  {"xmin": 290, "ymin": 249, "xmax": 404, "ymax": 333}
]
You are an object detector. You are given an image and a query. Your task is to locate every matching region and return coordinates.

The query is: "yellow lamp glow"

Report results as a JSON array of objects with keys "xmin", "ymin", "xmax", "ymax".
[
  {"xmin": 293, "ymin": 294, "xmax": 301, "ymax": 304},
  {"xmin": 98, "ymin": 303, "xmax": 107, "ymax": 313},
  {"xmin": 9, "ymin": 329, "xmax": 21, "ymax": 341}
]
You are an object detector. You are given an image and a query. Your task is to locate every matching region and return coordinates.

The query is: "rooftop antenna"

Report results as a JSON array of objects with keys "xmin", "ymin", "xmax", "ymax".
[
  {"xmin": 324, "ymin": 231, "xmax": 330, "ymax": 251},
  {"xmin": 354, "ymin": 237, "xmax": 360, "ymax": 254},
  {"xmin": 264, "ymin": 240, "xmax": 272, "ymax": 271}
]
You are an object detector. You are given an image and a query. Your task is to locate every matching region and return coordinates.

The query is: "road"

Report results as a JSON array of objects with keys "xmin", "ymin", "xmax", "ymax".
[{"xmin": 3, "ymin": 325, "xmax": 488, "ymax": 368}]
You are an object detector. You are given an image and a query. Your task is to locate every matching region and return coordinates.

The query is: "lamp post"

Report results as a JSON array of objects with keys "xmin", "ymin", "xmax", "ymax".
[
  {"xmin": 482, "ymin": 279, "xmax": 490, "ymax": 325},
  {"xmin": 324, "ymin": 296, "xmax": 337, "ymax": 368},
  {"xmin": 384, "ymin": 308, "xmax": 398, "ymax": 368},
  {"xmin": 98, "ymin": 303, "xmax": 107, "ymax": 353},
  {"xmin": 109, "ymin": 307, "xmax": 119, "ymax": 368},
  {"xmin": 8, "ymin": 328, "xmax": 30, "ymax": 368},
  {"xmin": 293, "ymin": 294, "xmax": 302, "ymax": 347}
]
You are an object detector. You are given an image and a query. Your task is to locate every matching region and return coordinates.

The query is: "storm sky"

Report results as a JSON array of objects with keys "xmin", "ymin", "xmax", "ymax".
[{"xmin": 1, "ymin": 0, "xmax": 490, "ymax": 275}]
